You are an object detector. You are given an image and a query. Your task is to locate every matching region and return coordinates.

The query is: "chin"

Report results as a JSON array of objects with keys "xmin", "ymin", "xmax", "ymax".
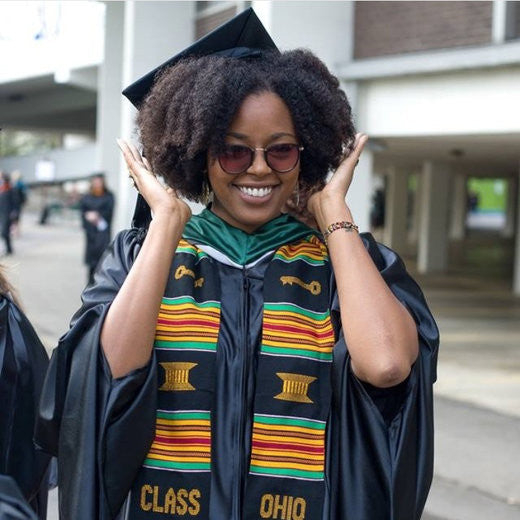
[{"xmin": 234, "ymin": 210, "xmax": 279, "ymax": 232}]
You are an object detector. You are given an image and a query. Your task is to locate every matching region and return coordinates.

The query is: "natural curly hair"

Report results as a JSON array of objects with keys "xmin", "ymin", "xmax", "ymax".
[{"xmin": 137, "ymin": 49, "xmax": 356, "ymax": 203}]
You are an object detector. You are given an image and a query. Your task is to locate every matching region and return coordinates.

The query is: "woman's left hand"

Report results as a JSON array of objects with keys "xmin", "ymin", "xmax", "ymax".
[{"xmin": 307, "ymin": 133, "xmax": 368, "ymax": 230}]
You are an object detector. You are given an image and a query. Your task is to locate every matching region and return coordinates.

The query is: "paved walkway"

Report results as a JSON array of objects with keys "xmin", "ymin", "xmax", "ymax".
[
  {"xmin": 3, "ymin": 213, "xmax": 519, "ymax": 519},
  {"xmin": 413, "ymin": 266, "xmax": 520, "ymax": 419}
]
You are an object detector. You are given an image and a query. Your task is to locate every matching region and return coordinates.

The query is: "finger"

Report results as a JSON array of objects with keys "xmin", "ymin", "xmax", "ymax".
[
  {"xmin": 117, "ymin": 139, "xmax": 146, "ymax": 175},
  {"xmin": 325, "ymin": 134, "xmax": 368, "ymax": 194},
  {"xmin": 332, "ymin": 134, "xmax": 368, "ymax": 179},
  {"xmin": 127, "ymin": 142, "xmax": 146, "ymax": 167},
  {"xmin": 341, "ymin": 133, "xmax": 368, "ymax": 169},
  {"xmin": 143, "ymin": 157, "xmax": 153, "ymax": 172},
  {"xmin": 116, "ymin": 139, "xmax": 136, "ymax": 170}
]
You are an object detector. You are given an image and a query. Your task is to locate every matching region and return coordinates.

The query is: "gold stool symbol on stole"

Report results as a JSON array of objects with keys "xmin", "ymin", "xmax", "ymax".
[
  {"xmin": 159, "ymin": 362, "xmax": 198, "ymax": 391},
  {"xmin": 275, "ymin": 372, "xmax": 316, "ymax": 403}
]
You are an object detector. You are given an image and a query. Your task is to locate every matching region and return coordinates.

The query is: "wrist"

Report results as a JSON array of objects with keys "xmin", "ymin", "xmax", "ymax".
[
  {"xmin": 315, "ymin": 206, "xmax": 353, "ymax": 233},
  {"xmin": 322, "ymin": 219, "xmax": 359, "ymax": 245},
  {"xmin": 152, "ymin": 206, "xmax": 191, "ymax": 227},
  {"xmin": 149, "ymin": 211, "xmax": 189, "ymax": 235}
]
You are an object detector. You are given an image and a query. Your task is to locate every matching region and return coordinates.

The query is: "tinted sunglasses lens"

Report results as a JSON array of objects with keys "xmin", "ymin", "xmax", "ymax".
[
  {"xmin": 267, "ymin": 144, "xmax": 300, "ymax": 172},
  {"xmin": 219, "ymin": 145, "xmax": 252, "ymax": 174}
]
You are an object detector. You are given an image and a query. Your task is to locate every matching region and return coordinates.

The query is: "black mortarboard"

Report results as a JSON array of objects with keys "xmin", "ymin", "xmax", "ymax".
[
  {"xmin": 122, "ymin": 7, "xmax": 278, "ymax": 228},
  {"xmin": 123, "ymin": 7, "xmax": 278, "ymax": 109}
]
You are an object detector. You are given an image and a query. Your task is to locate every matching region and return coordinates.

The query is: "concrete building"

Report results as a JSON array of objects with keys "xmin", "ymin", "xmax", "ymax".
[{"xmin": 1, "ymin": 1, "xmax": 520, "ymax": 293}]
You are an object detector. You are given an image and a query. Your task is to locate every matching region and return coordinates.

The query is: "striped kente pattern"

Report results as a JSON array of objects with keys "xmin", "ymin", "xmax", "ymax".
[
  {"xmin": 273, "ymin": 236, "xmax": 328, "ymax": 266},
  {"xmin": 261, "ymin": 302, "xmax": 334, "ymax": 362},
  {"xmin": 250, "ymin": 414, "xmax": 325, "ymax": 480},
  {"xmin": 144, "ymin": 410, "xmax": 211, "ymax": 472},
  {"xmin": 176, "ymin": 239, "xmax": 209, "ymax": 259},
  {"xmin": 154, "ymin": 296, "xmax": 220, "ymax": 352}
]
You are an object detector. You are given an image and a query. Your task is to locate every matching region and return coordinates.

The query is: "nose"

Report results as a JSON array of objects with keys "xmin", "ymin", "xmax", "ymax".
[{"xmin": 246, "ymin": 148, "xmax": 272, "ymax": 176}]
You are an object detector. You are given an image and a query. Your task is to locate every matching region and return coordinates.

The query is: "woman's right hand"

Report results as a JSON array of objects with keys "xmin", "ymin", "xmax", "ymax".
[
  {"xmin": 103, "ymin": 140, "xmax": 192, "ymax": 378},
  {"xmin": 117, "ymin": 138, "xmax": 192, "ymax": 224}
]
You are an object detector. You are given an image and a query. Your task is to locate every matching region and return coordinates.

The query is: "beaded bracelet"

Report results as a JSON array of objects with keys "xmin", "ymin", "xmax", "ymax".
[{"xmin": 322, "ymin": 221, "xmax": 359, "ymax": 244}]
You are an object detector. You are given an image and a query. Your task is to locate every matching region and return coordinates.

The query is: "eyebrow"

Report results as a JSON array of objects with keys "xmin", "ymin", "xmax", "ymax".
[{"xmin": 226, "ymin": 131, "xmax": 297, "ymax": 140}]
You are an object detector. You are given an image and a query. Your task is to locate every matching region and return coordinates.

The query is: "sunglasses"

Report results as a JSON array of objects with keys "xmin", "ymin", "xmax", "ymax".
[{"xmin": 218, "ymin": 143, "xmax": 304, "ymax": 175}]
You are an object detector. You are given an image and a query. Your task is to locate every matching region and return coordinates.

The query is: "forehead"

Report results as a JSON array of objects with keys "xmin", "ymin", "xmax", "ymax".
[{"xmin": 229, "ymin": 92, "xmax": 295, "ymax": 134}]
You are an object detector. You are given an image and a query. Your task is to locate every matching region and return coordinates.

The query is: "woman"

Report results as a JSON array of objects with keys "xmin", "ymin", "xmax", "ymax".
[
  {"xmin": 0, "ymin": 269, "xmax": 50, "ymax": 519},
  {"xmin": 80, "ymin": 174, "xmax": 115, "ymax": 284},
  {"xmin": 0, "ymin": 172, "xmax": 15, "ymax": 256},
  {"xmin": 36, "ymin": 11, "xmax": 438, "ymax": 520}
]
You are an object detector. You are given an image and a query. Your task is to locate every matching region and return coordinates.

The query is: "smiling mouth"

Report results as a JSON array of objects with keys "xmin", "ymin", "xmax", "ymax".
[{"xmin": 236, "ymin": 186, "xmax": 274, "ymax": 198}]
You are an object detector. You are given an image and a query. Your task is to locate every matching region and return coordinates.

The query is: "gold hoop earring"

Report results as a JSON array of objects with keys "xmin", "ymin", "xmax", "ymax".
[
  {"xmin": 201, "ymin": 181, "xmax": 212, "ymax": 206},
  {"xmin": 294, "ymin": 182, "xmax": 300, "ymax": 208}
]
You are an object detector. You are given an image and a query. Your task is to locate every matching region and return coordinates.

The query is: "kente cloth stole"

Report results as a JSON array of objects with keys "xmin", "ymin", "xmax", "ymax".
[{"xmin": 129, "ymin": 236, "xmax": 335, "ymax": 520}]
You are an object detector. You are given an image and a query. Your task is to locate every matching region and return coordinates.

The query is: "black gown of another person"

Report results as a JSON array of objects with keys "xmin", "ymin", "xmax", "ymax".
[
  {"xmin": 10, "ymin": 182, "xmax": 27, "ymax": 231},
  {"xmin": 0, "ymin": 476, "xmax": 38, "ymax": 520},
  {"xmin": 0, "ymin": 295, "xmax": 50, "ymax": 520},
  {"xmin": 0, "ymin": 186, "xmax": 15, "ymax": 255},
  {"xmin": 80, "ymin": 189, "xmax": 115, "ymax": 283},
  {"xmin": 35, "ymin": 210, "xmax": 439, "ymax": 520}
]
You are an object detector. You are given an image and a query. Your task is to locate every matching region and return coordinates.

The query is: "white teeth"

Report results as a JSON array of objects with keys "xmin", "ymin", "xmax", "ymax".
[{"xmin": 238, "ymin": 186, "xmax": 273, "ymax": 197}]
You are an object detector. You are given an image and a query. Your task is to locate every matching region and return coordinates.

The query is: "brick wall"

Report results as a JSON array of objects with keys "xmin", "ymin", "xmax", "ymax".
[
  {"xmin": 195, "ymin": 6, "xmax": 237, "ymax": 39},
  {"xmin": 354, "ymin": 1, "xmax": 493, "ymax": 59}
]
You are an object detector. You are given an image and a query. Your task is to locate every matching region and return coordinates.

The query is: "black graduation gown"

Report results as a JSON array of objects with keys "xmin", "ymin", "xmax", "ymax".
[
  {"xmin": 0, "ymin": 297, "xmax": 50, "ymax": 520},
  {"xmin": 0, "ymin": 475, "xmax": 38, "ymax": 520},
  {"xmin": 0, "ymin": 476, "xmax": 38, "ymax": 520},
  {"xmin": 35, "ymin": 228, "xmax": 439, "ymax": 520},
  {"xmin": 80, "ymin": 192, "xmax": 115, "ymax": 269}
]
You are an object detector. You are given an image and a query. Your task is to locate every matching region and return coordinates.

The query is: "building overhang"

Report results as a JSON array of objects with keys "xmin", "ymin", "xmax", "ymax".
[
  {"xmin": 372, "ymin": 134, "xmax": 520, "ymax": 177},
  {"xmin": 338, "ymin": 40, "xmax": 520, "ymax": 80},
  {"xmin": 0, "ymin": 66, "xmax": 98, "ymax": 133}
]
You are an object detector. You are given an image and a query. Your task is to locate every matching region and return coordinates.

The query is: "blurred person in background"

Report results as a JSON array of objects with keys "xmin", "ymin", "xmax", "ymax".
[
  {"xmin": 370, "ymin": 187, "xmax": 385, "ymax": 230},
  {"xmin": 0, "ymin": 268, "xmax": 50, "ymax": 519},
  {"xmin": 0, "ymin": 173, "xmax": 16, "ymax": 256},
  {"xmin": 9, "ymin": 171, "xmax": 27, "ymax": 238},
  {"xmin": 80, "ymin": 174, "xmax": 115, "ymax": 284}
]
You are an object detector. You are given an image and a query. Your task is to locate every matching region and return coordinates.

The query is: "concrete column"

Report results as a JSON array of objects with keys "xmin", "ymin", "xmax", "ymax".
[
  {"xmin": 97, "ymin": 1, "xmax": 195, "ymax": 232},
  {"xmin": 417, "ymin": 161, "xmax": 452, "ymax": 273},
  {"xmin": 513, "ymin": 168, "xmax": 520, "ymax": 295},
  {"xmin": 339, "ymin": 81, "xmax": 372, "ymax": 232},
  {"xmin": 492, "ymin": 0, "xmax": 507, "ymax": 44},
  {"xmin": 256, "ymin": 1, "xmax": 354, "ymax": 70},
  {"xmin": 409, "ymin": 172, "xmax": 422, "ymax": 244},
  {"xmin": 502, "ymin": 176, "xmax": 517, "ymax": 238},
  {"xmin": 96, "ymin": 2, "xmax": 125, "ymax": 201},
  {"xmin": 449, "ymin": 172, "xmax": 467, "ymax": 240},
  {"xmin": 383, "ymin": 167, "xmax": 408, "ymax": 253},
  {"xmin": 346, "ymin": 148, "xmax": 373, "ymax": 232}
]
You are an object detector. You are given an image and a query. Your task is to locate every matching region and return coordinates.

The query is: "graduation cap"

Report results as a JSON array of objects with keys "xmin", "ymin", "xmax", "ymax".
[
  {"xmin": 122, "ymin": 7, "xmax": 278, "ymax": 228},
  {"xmin": 123, "ymin": 7, "xmax": 278, "ymax": 108}
]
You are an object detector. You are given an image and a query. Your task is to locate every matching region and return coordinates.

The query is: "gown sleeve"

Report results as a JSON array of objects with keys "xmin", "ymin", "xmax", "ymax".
[
  {"xmin": 0, "ymin": 297, "xmax": 50, "ymax": 520},
  {"xmin": 0, "ymin": 475, "xmax": 38, "ymax": 520},
  {"xmin": 35, "ymin": 229, "xmax": 158, "ymax": 520},
  {"xmin": 326, "ymin": 232, "xmax": 439, "ymax": 520}
]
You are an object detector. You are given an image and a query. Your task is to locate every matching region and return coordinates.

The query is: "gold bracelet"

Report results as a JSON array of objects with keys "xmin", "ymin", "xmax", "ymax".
[{"xmin": 322, "ymin": 220, "xmax": 359, "ymax": 244}]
